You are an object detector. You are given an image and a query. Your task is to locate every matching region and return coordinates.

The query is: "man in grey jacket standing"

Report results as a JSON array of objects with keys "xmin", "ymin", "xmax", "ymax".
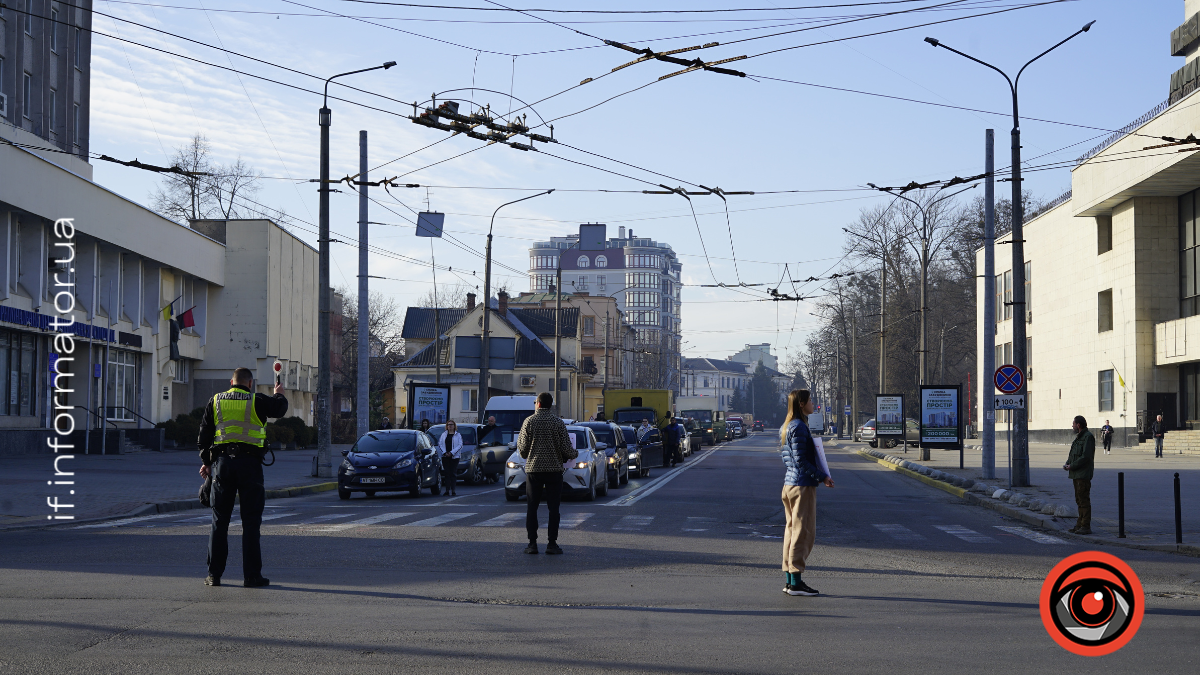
[{"xmin": 518, "ymin": 392, "xmax": 578, "ymax": 555}]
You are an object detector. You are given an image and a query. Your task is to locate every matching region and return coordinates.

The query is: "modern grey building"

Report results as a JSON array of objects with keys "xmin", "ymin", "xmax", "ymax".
[
  {"xmin": 529, "ymin": 224, "xmax": 683, "ymax": 392},
  {"xmin": 1, "ymin": 0, "xmax": 91, "ymax": 160}
]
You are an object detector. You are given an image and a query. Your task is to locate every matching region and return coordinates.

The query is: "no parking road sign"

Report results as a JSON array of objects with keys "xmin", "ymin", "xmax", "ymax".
[{"xmin": 994, "ymin": 364, "xmax": 1024, "ymax": 394}]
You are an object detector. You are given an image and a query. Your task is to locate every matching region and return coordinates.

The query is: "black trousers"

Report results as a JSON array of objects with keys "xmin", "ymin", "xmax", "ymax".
[
  {"xmin": 664, "ymin": 442, "xmax": 682, "ymax": 467},
  {"xmin": 442, "ymin": 458, "xmax": 459, "ymax": 493},
  {"xmin": 1102, "ymin": 434, "xmax": 1112, "ymax": 452},
  {"xmin": 526, "ymin": 472, "xmax": 563, "ymax": 543},
  {"xmin": 208, "ymin": 452, "xmax": 266, "ymax": 580}
]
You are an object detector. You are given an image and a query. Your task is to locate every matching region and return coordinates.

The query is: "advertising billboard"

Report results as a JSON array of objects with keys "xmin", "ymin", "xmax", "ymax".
[
  {"xmin": 410, "ymin": 385, "xmax": 451, "ymax": 426},
  {"xmin": 920, "ymin": 385, "xmax": 962, "ymax": 447},
  {"xmin": 876, "ymin": 395, "xmax": 904, "ymax": 435}
]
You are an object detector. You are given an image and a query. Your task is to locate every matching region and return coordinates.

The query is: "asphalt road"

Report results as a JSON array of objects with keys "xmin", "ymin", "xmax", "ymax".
[{"xmin": 1, "ymin": 433, "xmax": 1198, "ymax": 674}]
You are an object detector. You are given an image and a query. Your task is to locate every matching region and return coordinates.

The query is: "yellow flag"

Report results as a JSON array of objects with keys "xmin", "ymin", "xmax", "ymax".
[
  {"xmin": 162, "ymin": 304, "xmax": 171, "ymax": 322},
  {"xmin": 1111, "ymin": 363, "xmax": 1125, "ymax": 389}
]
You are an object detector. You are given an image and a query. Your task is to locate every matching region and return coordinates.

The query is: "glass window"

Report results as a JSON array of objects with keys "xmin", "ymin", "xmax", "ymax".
[
  {"xmin": 50, "ymin": 89, "xmax": 57, "ymax": 129},
  {"xmin": 1098, "ymin": 289, "xmax": 1114, "ymax": 332},
  {"xmin": 1099, "ymin": 370, "xmax": 1114, "ymax": 411},
  {"xmin": 461, "ymin": 388, "xmax": 477, "ymax": 412},
  {"xmin": 73, "ymin": 103, "xmax": 79, "ymax": 144},
  {"xmin": 50, "ymin": 8, "xmax": 58, "ymax": 51},
  {"xmin": 1003, "ymin": 270, "xmax": 1012, "ymax": 320},
  {"xmin": 577, "ymin": 255, "xmax": 589, "ymax": 268},
  {"xmin": 106, "ymin": 350, "xmax": 138, "ymax": 421},
  {"xmin": 595, "ymin": 255, "xmax": 607, "ymax": 268},
  {"xmin": 583, "ymin": 316, "xmax": 595, "ymax": 336},
  {"xmin": 23, "ymin": 0, "xmax": 32, "ymax": 34},
  {"xmin": 0, "ymin": 332, "xmax": 9, "ymax": 416},
  {"xmin": 19, "ymin": 333, "xmax": 36, "ymax": 417},
  {"xmin": 1024, "ymin": 261, "xmax": 1031, "ymax": 316},
  {"xmin": 74, "ymin": 28, "xmax": 81, "ymax": 68},
  {"xmin": 995, "ymin": 274, "xmax": 1004, "ymax": 323},
  {"xmin": 597, "ymin": 275, "xmax": 606, "ymax": 291},
  {"xmin": 22, "ymin": 72, "xmax": 31, "ymax": 118}
]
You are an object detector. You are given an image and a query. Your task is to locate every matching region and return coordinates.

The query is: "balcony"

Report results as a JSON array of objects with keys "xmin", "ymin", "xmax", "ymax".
[{"xmin": 1156, "ymin": 316, "xmax": 1200, "ymax": 365}]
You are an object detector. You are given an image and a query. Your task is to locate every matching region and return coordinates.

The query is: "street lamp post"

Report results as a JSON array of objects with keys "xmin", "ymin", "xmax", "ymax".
[
  {"xmin": 316, "ymin": 61, "xmax": 394, "ymax": 479},
  {"xmin": 477, "ymin": 190, "xmax": 554, "ymax": 423},
  {"xmin": 925, "ymin": 20, "xmax": 1094, "ymax": 486}
]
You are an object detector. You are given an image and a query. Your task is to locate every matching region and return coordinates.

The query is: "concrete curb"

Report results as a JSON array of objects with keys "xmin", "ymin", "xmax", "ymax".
[
  {"xmin": 852, "ymin": 448, "xmax": 1200, "ymax": 558},
  {"xmin": 0, "ymin": 481, "xmax": 339, "ymax": 532}
]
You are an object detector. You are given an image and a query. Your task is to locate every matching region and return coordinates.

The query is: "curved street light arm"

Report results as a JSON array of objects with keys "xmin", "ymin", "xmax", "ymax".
[
  {"xmin": 489, "ymin": 189, "xmax": 555, "ymax": 236},
  {"xmin": 324, "ymin": 61, "xmax": 397, "ymax": 108}
]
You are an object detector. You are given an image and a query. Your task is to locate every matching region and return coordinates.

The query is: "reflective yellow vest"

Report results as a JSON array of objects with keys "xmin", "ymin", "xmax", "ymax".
[{"xmin": 212, "ymin": 388, "xmax": 267, "ymax": 446}]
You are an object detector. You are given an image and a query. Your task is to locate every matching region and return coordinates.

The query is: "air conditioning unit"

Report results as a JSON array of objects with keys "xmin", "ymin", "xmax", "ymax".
[
  {"xmin": 0, "ymin": 93, "xmax": 7, "ymax": 117},
  {"xmin": 520, "ymin": 375, "xmax": 537, "ymax": 388},
  {"xmin": 1026, "ymin": 310, "xmax": 1032, "ymax": 324}
]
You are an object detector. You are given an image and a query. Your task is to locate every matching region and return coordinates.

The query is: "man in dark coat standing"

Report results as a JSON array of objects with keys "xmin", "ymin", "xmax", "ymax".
[{"xmin": 1063, "ymin": 415, "xmax": 1096, "ymax": 535}]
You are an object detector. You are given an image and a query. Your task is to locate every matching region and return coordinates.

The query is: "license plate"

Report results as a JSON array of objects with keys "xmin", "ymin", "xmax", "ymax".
[{"xmin": 360, "ymin": 477, "xmax": 386, "ymax": 484}]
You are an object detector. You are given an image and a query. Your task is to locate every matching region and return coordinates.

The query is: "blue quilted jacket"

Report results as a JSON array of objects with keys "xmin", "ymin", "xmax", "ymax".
[{"xmin": 780, "ymin": 419, "xmax": 827, "ymax": 487}]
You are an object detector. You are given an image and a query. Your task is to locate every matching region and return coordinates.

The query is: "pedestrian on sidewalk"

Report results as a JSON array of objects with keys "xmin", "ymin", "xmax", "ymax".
[
  {"xmin": 779, "ymin": 389, "xmax": 834, "ymax": 597},
  {"xmin": 1101, "ymin": 420, "xmax": 1113, "ymax": 454},
  {"xmin": 1062, "ymin": 415, "xmax": 1095, "ymax": 535},
  {"xmin": 517, "ymin": 392, "xmax": 577, "ymax": 555},
  {"xmin": 439, "ymin": 420, "xmax": 463, "ymax": 496},
  {"xmin": 198, "ymin": 367, "xmax": 289, "ymax": 588},
  {"xmin": 1152, "ymin": 414, "xmax": 1165, "ymax": 458}
]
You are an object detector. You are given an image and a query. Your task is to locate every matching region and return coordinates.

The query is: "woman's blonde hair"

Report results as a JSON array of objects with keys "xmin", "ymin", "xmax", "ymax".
[{"xmin": 779, "ymin": 389, "xmax": 810, "ymax": 445}]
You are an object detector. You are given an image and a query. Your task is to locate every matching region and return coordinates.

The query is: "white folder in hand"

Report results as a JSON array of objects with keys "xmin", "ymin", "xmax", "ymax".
[{"xmin": 813, "ymin": 437, "xmax": 831, "ymax": 479}]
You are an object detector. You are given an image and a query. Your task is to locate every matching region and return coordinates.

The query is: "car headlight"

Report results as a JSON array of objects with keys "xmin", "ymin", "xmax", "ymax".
[
  {"xmin": 574, "ymin": 461, "xmax": 589, "ymax": 469},
  {"xmin": 341, "ymin": 460, "xmax": 355, "ymax": 474},
  {"xmin": 628, "ymin": 452, "xmax": 638, "ymax": 459},
  {"xmin": 607, "ymin": 456, "xmax": 617, "ymax": 464},
  {"xmin": 393, "ymin": 457, "xmax": 413, "ymax": 469},
  {"xmin": 506, "ymin": 460, "xmax": 522, "ymax": 469}
]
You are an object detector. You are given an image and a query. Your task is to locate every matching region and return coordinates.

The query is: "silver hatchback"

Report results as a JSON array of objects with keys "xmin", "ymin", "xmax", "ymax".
[{"xmin": 503, "ymin": 426, "xmax": 609, "ymax": 502}]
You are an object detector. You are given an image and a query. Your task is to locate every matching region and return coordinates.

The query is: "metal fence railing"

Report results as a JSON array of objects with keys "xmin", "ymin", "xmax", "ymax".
[
  {"xmin": 1075, "ymin": 99, "xmax": 1171, "ymax": 166},
  {"xmin": 1026, "ymin": 189, "xmax": 1073, "ymax": 222}
]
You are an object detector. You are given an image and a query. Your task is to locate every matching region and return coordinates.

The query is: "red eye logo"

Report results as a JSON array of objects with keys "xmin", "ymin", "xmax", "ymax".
[{"xmin": 1040, "ymin": 551, "xmax": 1144, "ymax": 656}]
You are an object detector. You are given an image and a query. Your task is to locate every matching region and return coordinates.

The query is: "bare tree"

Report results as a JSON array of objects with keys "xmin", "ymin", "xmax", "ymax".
[
  {"xmin": 416, "ymin": 281, "xmax": 478, "ymax": 309},
  {"xmin": 150, "ymin": 133, "xmax": 264, "ymax": 224},
  {"xmin": 333, "ymin": 286, "xmax": 407, "ymax": 425}
]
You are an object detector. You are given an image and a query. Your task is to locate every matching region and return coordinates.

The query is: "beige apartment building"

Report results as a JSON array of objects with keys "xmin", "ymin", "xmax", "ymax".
[
  {"xmin": 509, "ymin": 290, "xmax": 635, "ymax": 420},
  {"xmin": 977, "ymin": 0, "xmax": 1200, "ymax": 445}
]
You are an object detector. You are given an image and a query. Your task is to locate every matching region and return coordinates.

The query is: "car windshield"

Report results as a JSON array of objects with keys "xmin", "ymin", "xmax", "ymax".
[
  {"xmin": 682, "ymin": 410, "xmax": 712, "ymax": 423},
  {"xmin": 485, "ymin": 410, "xmax": 535, "ymax": 430},
  {"xmin": 613, "ymin": 409, "xmax": 653, "ymax": 425},
  {"xmin": 352, "ymin": 432, "xmax": 417, "ymax": 454},
  {"xmin": 620, "ymin": 427, "xmax": 638, "ymax": 444},
  {"xmin": 427, "ymin": 425, "xmax": 477, "ymax": 444},
  {"xmin": 568, "ymin": 430, "xmax": 591, "ymax": 449},
  {"xmin": 864, "ymin": 421, "xmax": 875, "ymax": 428},
  {"xmin": 581, "ymin": 424, "xmax": 614, "ymax": 444},
  {"xmin": 478, "ymin": 427, "xmax": 517, "ymax": 446}
]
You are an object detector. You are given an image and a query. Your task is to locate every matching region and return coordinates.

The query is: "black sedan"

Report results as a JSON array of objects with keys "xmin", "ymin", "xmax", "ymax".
[
  {"xmin": 577, "ymin": 421, "xmax": 629, "ymax": 488},
  {"xmin": 337, "ymin": 430, "xmax": 442, "ymax": 499},
  {"xmin": 620, "ymin": 425, "xmax": 663, "ymax": 478}
]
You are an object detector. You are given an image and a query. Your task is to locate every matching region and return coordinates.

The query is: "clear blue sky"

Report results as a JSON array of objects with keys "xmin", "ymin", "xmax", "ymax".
[{"xmin": 87, "ymin": 0, "xmax": 1179, "ymax": 363}]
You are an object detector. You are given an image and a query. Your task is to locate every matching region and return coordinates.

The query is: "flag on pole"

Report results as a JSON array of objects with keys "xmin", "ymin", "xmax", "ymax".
[
  {"xmin": 162, "ymin": 303, "xmax": 172, "ymax": 322},
  {"xmin": 179, "ymin": 307, "xmax": 196, "ymax": 329},
  {"xmin": 1111, "ymin": 362, "xmax": 1125, "ymax": 389}
]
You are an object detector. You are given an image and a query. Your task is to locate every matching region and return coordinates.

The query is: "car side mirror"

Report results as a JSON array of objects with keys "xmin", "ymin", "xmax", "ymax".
[
  {"xmin": 596, "ymin": 442, "xmax": 607, "ymax": 450},
  {"xmin": 341, "ymin": 449, "xmax": 349, "ymax": 456}
]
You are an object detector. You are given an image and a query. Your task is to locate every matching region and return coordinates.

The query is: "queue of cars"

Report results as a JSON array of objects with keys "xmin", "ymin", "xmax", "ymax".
[{"xmin": 854, "ymin": 418, "xmax": 921, "ymax": 448}]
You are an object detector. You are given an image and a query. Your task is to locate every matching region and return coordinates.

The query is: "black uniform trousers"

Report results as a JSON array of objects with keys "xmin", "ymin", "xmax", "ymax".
[
  {"xmin": 664, "ymin": 442, "xmax": 682, "ymax": 467},
  {"xmin": 525, "ymin": 472, "xmax": 563, "ymax": 543},
  {"xmin": 208, "ymin": 449, "xmax": 266, "ymax": 580}
]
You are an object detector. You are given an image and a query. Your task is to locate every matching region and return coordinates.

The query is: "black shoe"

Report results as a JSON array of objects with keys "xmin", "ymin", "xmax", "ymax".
[
  {"xmin": 1067, "ymin": 527, "xmax": 1079, "ymax": 533},
  {"xmin": 204, "ymin": 575, "xmax": 221, "ymax": 586},
  {"xmin": 1075, "ymin": 528, "xmax": 1092, "ymax": 535},
  {"xmin": 524, "ymin": 543, "xmax": 539, "ymax": 554},
  {"xmin": 785, "ymin": 581, "xmax": 820, "ymax": 596},
  {"xmin": 545, "ymin": 542, "xmax": 563, "ymax": 555},
  {"xmin": 243, "ymin": 576, "xmax": 270, "ymax": 588}
]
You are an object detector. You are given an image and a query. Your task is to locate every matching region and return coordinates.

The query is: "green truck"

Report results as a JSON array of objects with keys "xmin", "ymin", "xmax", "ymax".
[
  {"xmin": 603, "ymin": 389, "xmax": 675, "ymax": 430},
  {"xmin": 676, "ymin": 396, "xmax": 726, "ymax": 446}
]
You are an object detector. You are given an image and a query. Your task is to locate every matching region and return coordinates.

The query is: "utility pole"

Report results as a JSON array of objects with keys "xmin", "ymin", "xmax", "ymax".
[
  {"xmin": 316, "ymin": 61, "xmax": 394, "ymax": 478},
  {"xmin": 356, "ymin": 130, "xmax": 370, "ymax": 440},
  {"xmin": 879, "ymin": 261, "xmax": 887, "ymax": 394},
  {"xmin": 835, "ymin": 333, "xmax": 843, "ymax": 440},
  {"xmin": 982, "ymin": 129, "xmax": 997, "ymax": 479},
  {"xmin": 925, "ymin": 21, "xmax": 1094, "ymax": 486},
  {"xmin": 852, "ymin": 314, "xmax": 858, "ymax": 438}
]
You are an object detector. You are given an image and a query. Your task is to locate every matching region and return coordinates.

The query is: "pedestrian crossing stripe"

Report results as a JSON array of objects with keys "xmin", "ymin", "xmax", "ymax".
[
  {"xmin": 935, "ymin": 524, "xmax": 999, "ymax": 543},
  {"xmin": 474, "ymin": 513, "xmax": 524, "ymax": 527},
  {"xmin": 559, "ymin": 513, "xmax": 594, "ymax": 529},
  {"xmin": 873, "ymin": 524, "xmax": 927, "ymax": 541},
  {"xmin": 403, "ymin": 513, "xmax": 476, "ymax": 527},
  {"xmin": 994, "ymin": 525, "xmax": 1066, "ymax": 544},
  {"xmin": 72, "ymin": 513, "xmax": 176, "ymax": 529},
  {"xmin": 614, "ymin": 515, "xmax": 654, "ymax": 530},
  {"xmin": 315, "ymin": 512, "xmax": 414, "ymax": 532}
]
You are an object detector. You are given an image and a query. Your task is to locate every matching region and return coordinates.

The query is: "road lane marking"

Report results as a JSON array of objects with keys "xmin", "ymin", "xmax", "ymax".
[
  {"xmin": 873, "ymin": 524, "xmax": 927, "ymax": 541},
  {"xmin": 72, "ymin": 513, "xmax": 176, "ymax": 529},
  {"xmin": 315, "ymin": 512, "xmax": 414, "ymax": 532},
  {"xmin": 403, "ymin": 513, "xmax": 476, "ymax": 527},
  {"xmin": 994, "ymin": 526, "xmax": 1067, "ymax": 544},
  {"xmin": 605, "ymin": 445, "xmax": 723, "ymax": 506},
  {"xmin": 684, "ymin": 516, "xmax": 714, "ymax": 532},
  {"xmin": 474, "ymin": 513, "xmax": 523, "ymax": 527},
  {"xmin": 935, "ymin": 524, "xmax": 999, "ymax": 544},
  {"xmin": 559, "ymin": 513, "xmax": 594, "ymax": 529},
  {"xmin": 286, "ymin": 513, "xmax": 356, "ymax": 526},
  {"xmin": 614, "ymin": 515, "xmax": 654, "ymax": 531}
]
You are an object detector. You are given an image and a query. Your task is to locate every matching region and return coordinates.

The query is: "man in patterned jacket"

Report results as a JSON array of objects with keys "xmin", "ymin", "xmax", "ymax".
[{"xmin": 517, "ymin": 392, "xmax": 578, "ymax": 555}]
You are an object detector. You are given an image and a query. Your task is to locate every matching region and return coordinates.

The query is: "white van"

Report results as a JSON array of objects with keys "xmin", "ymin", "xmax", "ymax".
[{"xmin": 483, "ymin": 395, "xmax": 539, "ymax": 432}]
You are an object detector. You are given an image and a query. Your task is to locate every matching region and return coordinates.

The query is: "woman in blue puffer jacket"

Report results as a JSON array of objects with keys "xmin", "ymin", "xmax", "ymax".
[{"xmin": 779, "ymin": 389, "xmax": 834, "ymax": 596}]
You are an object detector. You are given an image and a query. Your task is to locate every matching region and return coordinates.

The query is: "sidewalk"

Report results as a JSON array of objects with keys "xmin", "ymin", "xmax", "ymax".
[
  {"xmin": 865, "ymin": 438, "xmax": 1197, "ymax": 549},
  {"xmin": 0, "ymin": 446, "xmax": 345, "ymax": 528}
]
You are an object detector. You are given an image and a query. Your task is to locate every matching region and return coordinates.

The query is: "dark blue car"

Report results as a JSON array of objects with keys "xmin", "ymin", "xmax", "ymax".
[
  {"xmin": 620, "ymin": 425, "xmax": 663, "ymax": 479},
  {"xmin": 337, "ymin": 430, "xmax": 442, "ymax": 499}
]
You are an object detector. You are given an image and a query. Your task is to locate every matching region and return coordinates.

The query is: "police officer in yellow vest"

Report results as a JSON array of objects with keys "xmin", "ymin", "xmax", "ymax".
[{"xmin": 197, "ymin": 367, "xmax": 289, "ymax": 587}]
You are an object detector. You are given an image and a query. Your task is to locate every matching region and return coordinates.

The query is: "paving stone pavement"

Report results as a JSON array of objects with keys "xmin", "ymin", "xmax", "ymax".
[
  {"xmin": 869, "ymin": 436, "xmax": 1198, "ymax": 547},
  {"xmin": 0, "ymin": 446, "xmax": 337, "ymax": 527}
]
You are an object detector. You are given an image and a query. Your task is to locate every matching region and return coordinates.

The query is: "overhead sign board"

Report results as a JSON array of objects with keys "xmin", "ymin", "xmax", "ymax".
[
  {"xmin": 415, "ymin": 211, "xmax": 445, "ymax": 238},
  {"xmin": 876, "ymin": 394, "xmax": 904, "ymax": 436},
  {"xmin": 453, "ymin": 336, "xmax": 516, "ymax": 370},
  {"xmin": 994, "ymin": 364, "xmax": 1024, "ymax": 395},
  {"xmin": 995, "ymin": 394, "xmax": 1025, "ymax": 410}
]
